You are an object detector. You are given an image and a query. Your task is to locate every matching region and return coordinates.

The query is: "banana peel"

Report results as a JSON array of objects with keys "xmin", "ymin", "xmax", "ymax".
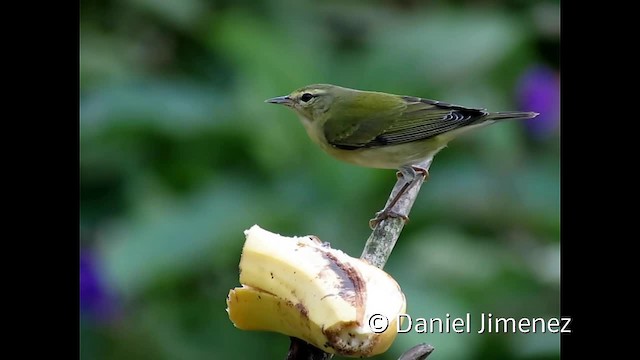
[{"xmin": 226, "ymin": 225, "xmax": 406, "ymax": 357}]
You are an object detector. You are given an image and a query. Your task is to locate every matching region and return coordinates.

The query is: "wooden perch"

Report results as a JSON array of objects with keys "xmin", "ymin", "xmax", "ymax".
[
  {"xmin": 286, "ymin": 159, "xmax": 435, "ymax": 360},
  {"xmin": 361, "ymin": 159, "xmax": 432, "ymax": 269}
]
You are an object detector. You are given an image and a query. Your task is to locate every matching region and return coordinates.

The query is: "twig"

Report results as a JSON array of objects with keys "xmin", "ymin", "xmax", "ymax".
[
  {"xmin": 361, "ymin": 159, "xmax": 432, "ymax": 268},
  {"xmin": 286, "ymin": 158, "xmax": 434, "ymax": 360},
  {"xmin": 397, "ymin": 344, "xmax": 434, "ymax": 360}
]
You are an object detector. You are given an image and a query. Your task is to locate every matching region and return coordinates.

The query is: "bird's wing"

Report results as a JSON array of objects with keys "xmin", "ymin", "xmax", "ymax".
[{"xmin": 325, "ymin": 96, "xmax": 489, "ymax": 150}]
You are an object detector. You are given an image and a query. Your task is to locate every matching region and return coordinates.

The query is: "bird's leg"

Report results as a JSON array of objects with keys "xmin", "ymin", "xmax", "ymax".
[{"xmin": 369, "ymin": 165, "xmax": 429, "ymax": 229}]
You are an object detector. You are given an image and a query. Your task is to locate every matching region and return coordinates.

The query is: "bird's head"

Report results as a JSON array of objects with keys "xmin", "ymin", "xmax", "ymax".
[{"xmin": 265, "ymin": 84, "xmax": 350, "ymax": 122}]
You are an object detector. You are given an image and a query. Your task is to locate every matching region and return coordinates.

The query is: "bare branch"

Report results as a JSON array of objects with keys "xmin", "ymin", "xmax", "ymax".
[
  {"xmin": 361, "ymin": 159, "xmax": 432, "ymax": 269},
  {"xmin": 398, "ymin": 344, "xmax": 434, "ymax": 360}
]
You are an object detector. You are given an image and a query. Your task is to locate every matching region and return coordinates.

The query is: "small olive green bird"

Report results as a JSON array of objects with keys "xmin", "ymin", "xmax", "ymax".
[{"xmin": 266, "ymin": 84, "xmax": 538, "ymax": 226}]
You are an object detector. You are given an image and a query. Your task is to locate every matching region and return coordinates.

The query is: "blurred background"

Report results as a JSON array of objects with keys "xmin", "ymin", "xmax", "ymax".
[{"xmin": 80, "ymin": 0, "xmax": 560, "ymax": 359}]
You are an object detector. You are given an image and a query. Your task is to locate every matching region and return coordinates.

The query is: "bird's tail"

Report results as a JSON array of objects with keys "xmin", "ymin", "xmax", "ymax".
[{"xmin": 487, "ymin": 111, "xmax": 539, "ymax": 121}]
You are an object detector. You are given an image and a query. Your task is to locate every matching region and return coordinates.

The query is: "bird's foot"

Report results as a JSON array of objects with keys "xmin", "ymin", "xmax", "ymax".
[
  {"xmin": 409, "ymin": 165, "xmax": 430, "ymax": 181},
  {"xmin": 369, "ymin": 208, "xmax": 409, "ymax": 229},
  {"xmin": 396, "ymin": 165, "xmax": 430, "ymax": 182},
  {"xmin": 370, "ymin": 165, "xmax": 428, "ymax": 229}
]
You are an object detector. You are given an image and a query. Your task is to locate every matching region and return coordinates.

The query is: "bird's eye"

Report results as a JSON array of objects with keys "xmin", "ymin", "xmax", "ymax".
[{"xmin": 300, "ymin": 93, "xmax": 314, "ymax": 102}]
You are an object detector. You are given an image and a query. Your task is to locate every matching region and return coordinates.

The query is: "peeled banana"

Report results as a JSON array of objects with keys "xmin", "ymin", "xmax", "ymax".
[{"xmin": 226, "ymin": 225, "xmax": 406, "ymax": 357}]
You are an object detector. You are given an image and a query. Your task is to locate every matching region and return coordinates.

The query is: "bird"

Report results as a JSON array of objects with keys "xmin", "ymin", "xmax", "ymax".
[{"xmin": 265, "ymin": 84, "xmax": 538, "ymax": 228}]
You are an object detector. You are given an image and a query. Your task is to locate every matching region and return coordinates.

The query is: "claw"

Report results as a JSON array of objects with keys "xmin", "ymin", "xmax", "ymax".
[
  {"xmin": 410, "ymin": 165, "xmax": 430, "ymax": 180},
  {"xmin": 369, "ymin": 209, "xmax": 409, "ymax": 229},
  {"xmin": 369, "ymin": 165, "xmax": 429, "ymax": 229}
]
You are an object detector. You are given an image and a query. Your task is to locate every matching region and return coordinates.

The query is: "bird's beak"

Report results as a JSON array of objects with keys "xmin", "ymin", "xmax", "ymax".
[{"xmin": 265, "ymin": 95, "xmax": 293, "ymax": 106}]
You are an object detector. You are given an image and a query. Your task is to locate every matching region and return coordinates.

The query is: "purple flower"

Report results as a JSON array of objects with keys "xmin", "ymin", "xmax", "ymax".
[
  {"xmin": 517, "ymin": 65, "xmax": 560, "ymax": 139},
  {"xmin": 80, "ymin": 249, "xmax": 119, "ymax": 323}
]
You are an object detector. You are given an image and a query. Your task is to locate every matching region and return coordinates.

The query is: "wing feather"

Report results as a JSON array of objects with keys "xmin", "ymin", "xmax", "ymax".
[{"xmin": 326, "ymin": 96, "xmax": 489, "ymax": 150}]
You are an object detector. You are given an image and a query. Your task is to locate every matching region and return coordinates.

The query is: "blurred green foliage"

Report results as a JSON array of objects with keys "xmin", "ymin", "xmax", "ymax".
[{"xmin": 80, "ymin": 0, "xmax": 560, "ymax": 359}]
